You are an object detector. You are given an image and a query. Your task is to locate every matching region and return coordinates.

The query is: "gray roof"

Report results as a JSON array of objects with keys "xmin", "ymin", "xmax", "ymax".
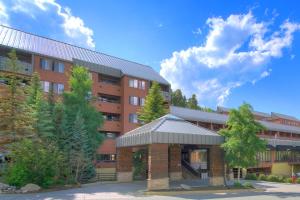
[
  {"xmin": 217, "ymin": 106, "xmax": 271, "ymax": 118},
  {"xmin": 116, "ymin": 114, "xmax": 224, "ymax": 147},
  {"xmin": 170, "ymin": 106, "xmax": 300, "ymax": 134},
  {"xmin": 0, "ymin": 25, "xmax": 169, "ymax": 85},
  {"xmin": 271, "ymin": 112, "xmax": 299, "ymax": 122},
  {"xmin": 266, "ymin": 138, "xmax": 300, "ymax": 147}
]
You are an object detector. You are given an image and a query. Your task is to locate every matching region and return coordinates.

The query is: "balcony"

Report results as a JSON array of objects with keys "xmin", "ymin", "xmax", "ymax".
[
  {"xmin": 96, "ymin": 101, "xmax": 121, "ymax": 114},
  {"xmin": 101, "ymin": 121, "xmax": 121, "ymax": 132},
  {"xmin": 97, "ymin": 82, "xmax": 121, "ymax": 96},
  {"xmin": 0, "ymin": 56, "xmax": 33, "ymax": 75}
]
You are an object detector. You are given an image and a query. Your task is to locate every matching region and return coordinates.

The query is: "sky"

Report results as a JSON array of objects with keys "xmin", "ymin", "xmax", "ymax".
[{"xmin": 0, "ymin": 0, "xmax": 300, "ymax": 118}]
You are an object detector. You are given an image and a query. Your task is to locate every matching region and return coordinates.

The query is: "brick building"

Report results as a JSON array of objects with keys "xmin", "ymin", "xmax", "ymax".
[{"xmin": 1, "ymin": 25, "xmax": 300, "ymax": 188}]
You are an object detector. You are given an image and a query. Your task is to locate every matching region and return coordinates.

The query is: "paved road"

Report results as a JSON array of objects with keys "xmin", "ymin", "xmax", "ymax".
[{"xmin": 1, "ymin": 180, "xmax": 300, "ymax": 200}]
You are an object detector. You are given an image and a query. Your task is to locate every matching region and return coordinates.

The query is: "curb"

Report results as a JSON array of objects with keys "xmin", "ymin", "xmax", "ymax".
[{"xmin": 144, "ymin": 188, "xmax": 264, "ymax": 196}]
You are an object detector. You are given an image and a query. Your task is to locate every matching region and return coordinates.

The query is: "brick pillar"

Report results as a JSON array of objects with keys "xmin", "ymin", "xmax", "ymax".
[
  {"xmin": 209, "ymin": 145, "xmax": 224, "ymax": 186},
  {"xmin": 169, "ymin": 144, "xmax": 182, "ymax": 180},
  {"xmin": 147, "ymin": 144, "xmax": 169, "ymax": 190},
  {"xmin": 117, "ymin": 147, "xmax": 133, "ymax": 182}
]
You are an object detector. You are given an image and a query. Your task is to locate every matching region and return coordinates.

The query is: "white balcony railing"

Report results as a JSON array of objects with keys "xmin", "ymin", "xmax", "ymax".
[{"xmin": 0, "ymin": 56, "xmax": 33, "ymax": 75}]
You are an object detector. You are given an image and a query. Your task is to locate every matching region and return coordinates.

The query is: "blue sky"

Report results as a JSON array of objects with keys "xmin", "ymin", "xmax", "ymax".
[{"xmin": 0, "ymin": 0, "xmax": 300, "ymax": 118}]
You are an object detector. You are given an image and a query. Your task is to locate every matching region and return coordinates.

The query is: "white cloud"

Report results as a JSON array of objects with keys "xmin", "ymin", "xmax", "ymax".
[
  {"xmin": 4, "ymin": 0, "xmax": 95, "ymax": 49},
  {"xmin": 0, "ymin": 1, "xmax": 9, "ymax": 26},
  {"xmin": 160, "ymin": 12, "xmax": 300, "ymax": 106}
]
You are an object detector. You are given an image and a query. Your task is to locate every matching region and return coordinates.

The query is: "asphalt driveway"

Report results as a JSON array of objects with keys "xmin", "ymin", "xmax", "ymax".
[{"xmin": 1, "ymin": 180, "xmax": 300, "ymax": 200}]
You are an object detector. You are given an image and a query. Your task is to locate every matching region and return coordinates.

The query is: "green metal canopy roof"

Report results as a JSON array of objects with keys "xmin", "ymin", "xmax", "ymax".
[{"xmin": 116, "ymin": 114, "xmax": 224, "ymax": 147}]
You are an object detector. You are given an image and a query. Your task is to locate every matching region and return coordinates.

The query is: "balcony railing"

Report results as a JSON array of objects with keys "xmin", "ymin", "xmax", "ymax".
[{"xmin": 0, "ymin": 56, "xmax": 33, "ymax": 75}]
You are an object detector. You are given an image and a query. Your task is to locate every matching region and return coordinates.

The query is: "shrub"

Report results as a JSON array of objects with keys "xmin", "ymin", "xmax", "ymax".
[
  {"xmin": 296, "ymin": 178, "xmax": 300, "ymax": 184},
  {"xmin": 266, "ymin": 175, "xmax": 281, "ymax": 182},
  {"xmin": 243, "ymin": 182, "xmax": 254, "ymax": 188},
  {"xmin": 245, "ymin": 173, "xmax": 257, "ymax": 180},
  {"xmin": 285, "ymin": 178, "xmax": 293, "ymax": 183},
  {"xmin": 233, "ymin": 181, "xmax": 243, "ymax": 188},
  {"xmin": 257, "ymin": 174, "xmax": 267, "ymax": 181},
  {"xmin": 5, "ymin": 139, "xmax": 70, "ymax": 188}
]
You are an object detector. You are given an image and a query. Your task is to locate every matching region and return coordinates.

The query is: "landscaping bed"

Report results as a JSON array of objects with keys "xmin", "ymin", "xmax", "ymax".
[{"xmin": 245, "ymin": 173, "xmax": 300, "ymax": 184}]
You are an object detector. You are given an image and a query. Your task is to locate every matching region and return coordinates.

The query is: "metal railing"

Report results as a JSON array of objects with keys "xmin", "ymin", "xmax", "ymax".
[
  {"xmin": 0, "ymin": 56, "xmax": 33, "ymax": 75},
  {"xmin": 95, "ymin": 172, "xmax": 117, "ymax": 181}
]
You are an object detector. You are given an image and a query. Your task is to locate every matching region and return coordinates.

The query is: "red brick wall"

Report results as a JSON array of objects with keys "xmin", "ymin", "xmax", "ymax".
[
  {"xmin": 148, "ymin": 144, "xmax": 169, "ymax": 179},
  {"xmin": 209, "ymin": 145, "xmax": 224, "ymax": 177},
  {"xmin": 169, "ymin": 144, "xmax": 181, "ymax": 172},
  {"xmin": 117, "ymin": 147, "xmax": 132, "ymax": 172}
]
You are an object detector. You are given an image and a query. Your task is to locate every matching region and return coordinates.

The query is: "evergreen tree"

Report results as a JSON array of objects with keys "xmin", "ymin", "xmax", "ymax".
[
  {"xmin": 171, "ymin": 89, "xmax": 186, "ymax": 107},
  {"xmin": 138, "ymin": 81, "xmax": 167, "ymax": 123},
  {"xmin": 219, "ymin": 103, "xmax": 267, "ymax": 182},
  {"xmin": 187, "ymin": 94, "xmax": 199, "ymax": 110},
  {"xmin": 62, "ymin": 66, "xmax": 104, "ymax": 181},
  {"xmin": 26, "ymin": 72, "xmax": 55, "ymax": 140},
  {"xmin": 0, "ymin": 50, "xmax": 34, "ymax": 142}
]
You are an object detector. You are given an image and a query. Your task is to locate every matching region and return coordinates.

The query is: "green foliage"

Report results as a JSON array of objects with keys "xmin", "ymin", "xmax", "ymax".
[
  {"xmin": 0, "ymin": 50, "xmax": 34, "ymax": 141},
  {"xmin": 187, "ymin": 94, "xmax": 198, "ymax": 110},
  {"xmin": 257, "ymin": 174, "xmax": 267, "ymax": 181},
  {"xmin": 171, "ymin": 89, "xmax": 187, "ymax": 107},
  {"xmin": 266, "ymin": 175, "xmax": 283, "ymax": 182},
  {"xmin": 133, "ymin": 150, "xmax": 146, "ymax": 180},
  {"xmin": 5, "ymin": 139, "xmax": 68, "ymax": 188},
  {"xmin": 138, "ymin": 81, "xmax": 167, "ymax": 123},
  {"xmin": 296, "ymin": 178, "xmax": 300, "ymax": 184},
  {"xmin": 62, "ymin": 66, "xmax": 104, "ymax": 181},
  {"xmin": 285, "ymin": 177, "xmax": 293, "ymax": 183},
  {"xmin": 233, "ymin": 181, "xmax": 243, "ymax": 188},
  {"xmin": 170, "ymin": 89, "xmax": 213, "ymax": 112},
  {"xmin": 27, "ymin": 73, "xmax": 55, "ymax": 140},
  {"xmin": 245, "ymin": 173, "xmax": 257, "ymax": 180},
  {"xmin": 219, "ymin": 103, "xmax": 267, "ymax": 176},
  {"xmin": 243, "ymin": 182, "xmax": 254, "ymax": 188}
]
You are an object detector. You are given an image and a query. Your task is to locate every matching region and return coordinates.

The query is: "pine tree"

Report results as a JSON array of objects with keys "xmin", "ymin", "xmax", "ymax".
[
  {"xmin": 138, "ymin": 81, "xmax": 167, "ymax": 123},
  {"xmin": 187, "ymin": 94, "xmax": 199, "ymax": 110},
  {"xmin": 26, "ymin": 72, "xmax": 55, "ymax": 140},
  {"xmin": 0, "ymin": 50, "xmax": 34, "ymax": 142},
  {"xmin": 171, "ymin": 89, "xmax": 187, "ymax": 107}
]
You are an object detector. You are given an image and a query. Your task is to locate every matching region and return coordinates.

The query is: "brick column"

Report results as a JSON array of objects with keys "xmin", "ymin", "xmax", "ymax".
[
  {"xmin": 209, "ymin": 145, "xmax": 224, "ymax": 186},
  {"xmin": 117, "ymin": 147, "xmax": 133, "ymax": 182},
  {"xmin": 169, "ymin": 144, "xmax": 182, "ymax": 180},
  {"xmin": 147, "ymin": 144, "xmax": 169, "ymax": 190}
]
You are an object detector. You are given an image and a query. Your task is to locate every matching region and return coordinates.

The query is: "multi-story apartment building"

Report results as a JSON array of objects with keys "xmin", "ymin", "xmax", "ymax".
[
  {"xmin": 0, "ymin": 25, "xmax": 170, "ymax": 175},
  {"xmin": 1, "ymin": 25, "xmax": 300, "ymax": 180},
  {"xmin": 171, "ymin": 106, "xmax": 300, "ymax": 177}
]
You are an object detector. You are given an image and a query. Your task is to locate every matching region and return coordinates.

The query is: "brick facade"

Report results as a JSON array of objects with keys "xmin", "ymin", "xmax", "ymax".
[
  {"xmin": 169, "ymin": 144, "xmax": 182, "ymax": 180},
  {"xmin": 209, "ymin": 145, "xmax": 224, "ymax": 185}
]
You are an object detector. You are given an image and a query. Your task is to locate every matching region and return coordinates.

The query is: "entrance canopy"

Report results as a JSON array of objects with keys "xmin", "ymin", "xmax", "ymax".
[{"xmin": 116, "ymin": 114, "xmax": 224, "ymax": 147}]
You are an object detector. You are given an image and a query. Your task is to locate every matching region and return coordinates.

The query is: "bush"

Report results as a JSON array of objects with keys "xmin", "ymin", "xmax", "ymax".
[
  {"xmin": 243, "ymin": 182, "xmax": 254, "ymax": 188},
  {"xmin": 5, "ymin": 139, "xmax": 70, "ymax": 188},
  {"xmin": 285, "ymin": 178, "xmax": 293, "ymax": 183},
  {"xmin": 257, "ymin": 174, "xmax": 267, "ymax": 181},
  {"xmin": 233, "ymin": 181, "xmax": 243, "ymax": 188},
  {"xmin": 245, "ymin": 173, "xmax": 257, "ymax": 180},
  {"xmin": 296, "ymin": 178, "xmax": 300, "ymax": 184},
  {"xmin": 266, "ymin": 175, "xmax": 285, "ymax": 183}
]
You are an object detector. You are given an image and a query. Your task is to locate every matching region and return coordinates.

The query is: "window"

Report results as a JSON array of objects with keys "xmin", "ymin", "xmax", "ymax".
[
  {"xmin": 129, "ymin": 96, "xmax": 139, "ymax": 105},
  {"xmin": 139, "ymin": 81, "xmax": 146, "ymax": 90},
  {"xmin": 140, "ymin": 98, "xmax": 145, "ymax": 106},
  {"xmin": 41, "ymin": 81, "xmax": 50, "ymax": 92},
  {"xmin": 52, "ymin": 83, "xmax": 64, "ymax": 94},
  {"xmin": 40, "ymin": 58, "xmax": 50, "ymax": 70},
  {"xmin": 129, "ymin": 79, "xmax": 138, "ymax": 88},
  {"xmin": 129, "ymin": 113, "xmax": 138, "ymax": 123},
  {"xmin": 96, "ymin": 154, "xmax": 116, "ymax": 162},
  {"xmin": 53, "ymin": 61, "xmax": 64, "ymax": 73}
]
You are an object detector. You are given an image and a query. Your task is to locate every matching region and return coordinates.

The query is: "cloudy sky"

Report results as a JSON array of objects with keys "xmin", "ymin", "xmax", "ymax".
[{"xmin": 1, "ymin": 0, "xmax": 300, "ymax": 118}]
